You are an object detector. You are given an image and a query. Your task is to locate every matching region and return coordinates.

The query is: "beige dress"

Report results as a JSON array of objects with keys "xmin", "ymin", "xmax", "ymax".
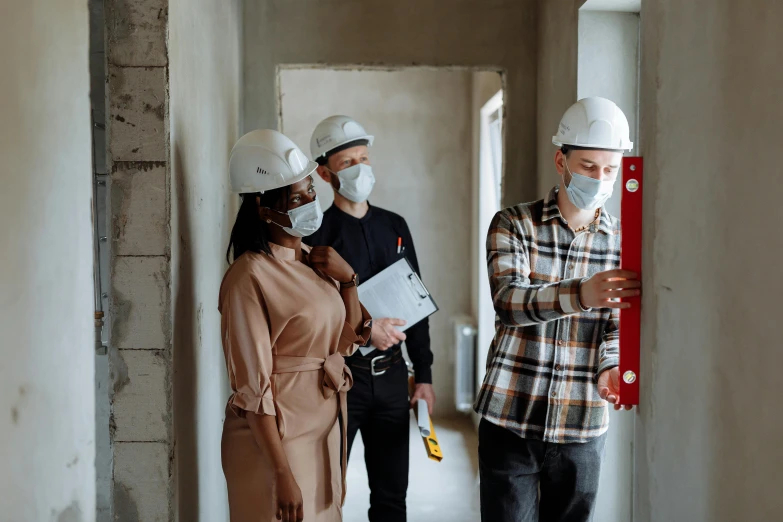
[{"xmin": 219, "ymin": 243, "xmax": 371, "ymax": 522}]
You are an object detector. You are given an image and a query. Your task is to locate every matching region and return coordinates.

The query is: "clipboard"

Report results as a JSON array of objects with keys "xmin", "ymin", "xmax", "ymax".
[{"xmin": 357, "ymin": 258, "xmax": 438, "ymax": 332}]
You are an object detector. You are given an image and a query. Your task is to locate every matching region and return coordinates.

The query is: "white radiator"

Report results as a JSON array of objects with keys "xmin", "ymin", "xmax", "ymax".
[{"xmin": 453, "ymin": 316, "xmax": 478, "ymax": 413}]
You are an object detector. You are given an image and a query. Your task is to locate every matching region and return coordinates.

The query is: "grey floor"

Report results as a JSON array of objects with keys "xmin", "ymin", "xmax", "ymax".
[{"xmin": 343, "ymin": 415, "xmax": 481, "ymax": 522}]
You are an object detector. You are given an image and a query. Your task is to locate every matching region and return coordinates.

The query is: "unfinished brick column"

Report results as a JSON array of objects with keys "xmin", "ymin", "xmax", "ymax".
[{"xmin": 105, "ymin": 1, "xmax": 173, "ymax": 520}]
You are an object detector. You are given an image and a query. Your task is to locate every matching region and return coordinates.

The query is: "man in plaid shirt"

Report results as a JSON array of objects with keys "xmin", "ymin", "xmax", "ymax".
[{"xmin": 475, "ymin": 97, "xmax": 641, "ymax": 522}]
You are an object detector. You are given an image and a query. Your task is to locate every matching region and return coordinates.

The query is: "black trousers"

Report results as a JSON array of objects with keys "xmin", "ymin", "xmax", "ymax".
[
  {"xmin": 346, "ymin": 356, "xmax": 410, "ymax": 522},
  {"xmin": 479, "ymin": 418, "xmax": 607, "ymax": 522}
]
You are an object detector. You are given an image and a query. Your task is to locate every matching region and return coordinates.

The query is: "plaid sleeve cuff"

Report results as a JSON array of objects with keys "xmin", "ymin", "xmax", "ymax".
[
  {"xmin": 559, "ymin": 277, "xmax": 589, "ymax": 314},
  {"xmin": 597, "ymin": 357, "xmax": 619, "ymax": 379}
]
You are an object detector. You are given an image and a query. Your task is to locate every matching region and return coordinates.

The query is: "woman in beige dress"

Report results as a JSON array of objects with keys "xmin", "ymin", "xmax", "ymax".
[{"xmin": 220, "ymin": 129, "xmax": 371, "ymax": 522}]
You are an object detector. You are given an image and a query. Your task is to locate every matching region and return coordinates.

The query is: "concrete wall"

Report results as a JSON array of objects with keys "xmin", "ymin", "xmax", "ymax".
[
  {"xmin": 169, "ymin": 0, "xmax": 241, "ymax": 520},
  {"xmin": 280, "ymin": 68, "xmax": 473, "ymax": 416},
  {"xmin": 105, "ymin": 0, "xmax": 173, "ymax": 519},
  {"xmin": 244, "ymin": 0, "xmax": 539, "ymax": 207},
  {"xmin": 636, "ymin": 1, "xmax": 783, "ymax": 520},
  {"xmin": 537, "ymin": 0, "xmax": 582, "ymax": 198},
  {"xmin": 578, "ymin": 10, "xmax": 640, "ymax": 217},
  {"xmin": 0, "ymin": 2, "xmax": 96, "ymax": 520}
]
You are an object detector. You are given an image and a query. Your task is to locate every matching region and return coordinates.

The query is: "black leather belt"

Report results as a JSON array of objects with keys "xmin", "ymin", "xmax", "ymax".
[{"xmin": 347, "ymin": 349, "xmax": 404, "ymax": 376}]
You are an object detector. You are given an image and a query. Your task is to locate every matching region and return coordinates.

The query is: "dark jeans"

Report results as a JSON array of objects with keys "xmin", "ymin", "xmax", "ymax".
[
  {"xmin": 347, "ymin": 356, "xmax": 410, "ymax": 522},
  {"xmin": 478, "ymin": 418, "xmax": 607, "ymax": 522}
]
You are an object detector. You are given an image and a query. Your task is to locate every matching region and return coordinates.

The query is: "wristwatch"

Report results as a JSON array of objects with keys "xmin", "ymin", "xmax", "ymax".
[{"xmin": 340, "ymin": 273, "xmax": 359, "ymax": 290}]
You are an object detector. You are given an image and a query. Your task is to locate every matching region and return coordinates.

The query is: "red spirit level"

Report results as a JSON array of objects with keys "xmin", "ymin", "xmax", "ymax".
[{"xmin": 618, "ymin": 157, "xmax": 642, "ymax": 406}]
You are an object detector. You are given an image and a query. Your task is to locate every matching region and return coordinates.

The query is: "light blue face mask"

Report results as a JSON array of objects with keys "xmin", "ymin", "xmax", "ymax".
[
  {"xmin": 563, "ymin": 159, "xmax": 614, "ymax": 211},
  {"xmin": 328, "ymin": 163, "xmax": 376, "ymax": 203},
  {"xmin": 267, "ymin": 197, "xmax": 324, "ymax": 237}
]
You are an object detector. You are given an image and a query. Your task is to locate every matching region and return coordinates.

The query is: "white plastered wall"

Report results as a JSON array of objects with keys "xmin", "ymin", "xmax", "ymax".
[
  {"xmin": 0, "ymin": 2, "xmax": 96, "ymax": 520},
  {"xmin": 279, "ymin": 68, "xmax": 474, "ymax": 416},
  {"xmin": 169, "ymin": 0, "xmax": 242, "ymax": 520}
]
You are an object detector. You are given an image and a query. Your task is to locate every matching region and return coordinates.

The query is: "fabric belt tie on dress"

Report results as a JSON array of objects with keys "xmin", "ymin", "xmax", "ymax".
[{"xmin": 272, "ymin": 352, "xmax": 354, "ymax": 506}]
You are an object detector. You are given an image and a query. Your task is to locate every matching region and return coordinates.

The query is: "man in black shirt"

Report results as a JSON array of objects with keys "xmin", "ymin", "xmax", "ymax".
[{"xmin": 304, "ymin": 115, "xmax": 435, "ymax": 522}]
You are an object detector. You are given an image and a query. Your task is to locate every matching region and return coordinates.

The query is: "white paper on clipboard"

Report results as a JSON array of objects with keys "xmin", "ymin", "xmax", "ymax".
[{"xmin": 357, "ymin": 258, "xmax": 438, "ymax": 333}]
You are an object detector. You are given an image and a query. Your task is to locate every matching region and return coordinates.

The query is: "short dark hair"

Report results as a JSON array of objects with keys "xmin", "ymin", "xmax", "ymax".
[
  {"xmin": 225, "ymin": 187, "xmax": 289, "ymax": 263},
  {"xmin": 316, "ymin": 139, "xmax": 370, "ymax": 166}
]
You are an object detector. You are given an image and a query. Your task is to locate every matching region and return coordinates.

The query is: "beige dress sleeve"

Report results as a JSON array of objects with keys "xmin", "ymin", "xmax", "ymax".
[
  {"xmin": 310, "ymin": 262, "xmax": 373, "ymax": 357},
  {"xmin": 337, "ymin": 302, "xmax": 373, "ymax": 356},
  {"xmin": 221, "ymin": 275, "xmax": 276, "ymax": 416}
]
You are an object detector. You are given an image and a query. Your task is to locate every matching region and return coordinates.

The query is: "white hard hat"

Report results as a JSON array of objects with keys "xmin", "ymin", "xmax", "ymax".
[
  {"xmin": 310, "ymin": 115, "xmax": 374, "ymax": 161},
  {"xmin": 229, "ymin": 129, "xmax": 318, "ymax": 194},
  {"xmin": 552, "ymin": 97, "xmax": 633, "ymax": 151}
]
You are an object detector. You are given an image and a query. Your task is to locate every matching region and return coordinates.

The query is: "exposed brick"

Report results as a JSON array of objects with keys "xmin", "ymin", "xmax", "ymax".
[
  {"xmin": 111, "ymin": 256, "xmax": 170, "ymax": 349},
  {"xmin": 106, "ymin": 0, "xmax": 168, "ymax": 67},
  {"xmin": 111, "ymin": 163, "xmax": 168, "ymax": 256},
  {"xmin": 108, "ymin": 66, "xmax": 167, "ymax": 162},
  {"xmin": 113, "ymin": 442, "xmax": 171, "ymax": 522},
  {"xmin": 113, "ymin": 350, "xmax": 170, "ymax": 442}
]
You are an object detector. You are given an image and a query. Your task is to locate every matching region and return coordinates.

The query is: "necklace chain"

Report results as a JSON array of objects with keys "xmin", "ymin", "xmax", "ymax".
[{"xmin": 573, "ymin": 208, "xmax": 601, "ymax": 233}]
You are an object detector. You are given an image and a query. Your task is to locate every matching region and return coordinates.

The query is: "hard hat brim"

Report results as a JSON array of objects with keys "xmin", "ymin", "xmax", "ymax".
[
  {"xmin": 552, "ymin": 136, "xmax": 633, "ymax": 151},
  {"xmin": 274, "ymin": 159, "xmax": 319, "ymax": 192},
  {"xmin": 316, "ymin": 134, "xmax": 374, "ymax": 160}
]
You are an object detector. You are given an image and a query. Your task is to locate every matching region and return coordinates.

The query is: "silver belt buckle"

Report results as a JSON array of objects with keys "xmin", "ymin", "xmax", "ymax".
[{"xmin": 370, "ymin": 355, "xmax": 387, "ymax": 376}]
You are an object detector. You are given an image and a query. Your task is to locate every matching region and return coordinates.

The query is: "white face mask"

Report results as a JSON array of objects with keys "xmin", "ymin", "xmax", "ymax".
[
  {"xmin": 330, "ymin": 163, "xmax": 375, "ymax": 203},
  {"xmin": 268, "ymin": 197, "xmax": 324, "ymax": 237},
  {"xmin": 563, "ymin": 159, "xmax": 615, "ymax": 210}
]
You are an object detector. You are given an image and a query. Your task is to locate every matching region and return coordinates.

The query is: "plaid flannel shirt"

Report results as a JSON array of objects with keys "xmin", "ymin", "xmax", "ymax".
[{"xmin": 474, "ymin": 187, "xmax": 621, "ymax": 443}]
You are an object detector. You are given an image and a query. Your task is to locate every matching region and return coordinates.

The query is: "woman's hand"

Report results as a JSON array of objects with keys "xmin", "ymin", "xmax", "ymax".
[
  {"xmin": 309, "ymin": 246, "xmax": 355, "ymax": 284},
  {"xmin": 275, "ymin": 469, "xmax": 304, "ymax": 522}
]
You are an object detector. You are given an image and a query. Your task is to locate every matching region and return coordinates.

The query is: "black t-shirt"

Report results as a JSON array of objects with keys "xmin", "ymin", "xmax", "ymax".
[{"xmin": 304, "ymin": 203, "xmax": 433, "ymax": 384}]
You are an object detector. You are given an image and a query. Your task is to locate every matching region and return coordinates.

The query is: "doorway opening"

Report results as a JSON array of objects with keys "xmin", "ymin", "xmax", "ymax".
[{"xmin": 475, "ymin": 87, "xmax": 504, "ymax": 407}]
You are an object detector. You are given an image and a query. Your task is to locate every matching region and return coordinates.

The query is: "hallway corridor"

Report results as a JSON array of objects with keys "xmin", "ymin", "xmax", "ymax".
[{"xmin": 3, "ymin": 1, "xmax": 783, "ymax": 520}]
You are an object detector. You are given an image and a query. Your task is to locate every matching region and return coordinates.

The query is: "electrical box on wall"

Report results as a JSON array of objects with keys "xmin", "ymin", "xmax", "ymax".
[{"xmin": 619, "ymin": 157, "xmax": 642, "ymax": 406}]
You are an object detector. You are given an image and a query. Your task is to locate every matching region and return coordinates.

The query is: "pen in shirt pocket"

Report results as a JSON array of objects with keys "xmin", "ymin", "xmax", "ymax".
[{"xmin": 397, "ymin": 237, "xmax": 402, "ymax": 254}]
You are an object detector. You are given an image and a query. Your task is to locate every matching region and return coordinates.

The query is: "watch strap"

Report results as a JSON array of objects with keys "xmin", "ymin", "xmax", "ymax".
[{"xmin": 340, "ymin": 273, "xmax": 359, "ymax": 289}]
